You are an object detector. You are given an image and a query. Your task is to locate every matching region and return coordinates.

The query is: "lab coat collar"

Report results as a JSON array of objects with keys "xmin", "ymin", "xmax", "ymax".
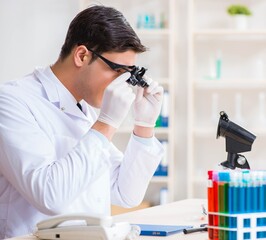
[{"xmin": 34, "ymin": 66, "xmax": 88, "ymax": 120}]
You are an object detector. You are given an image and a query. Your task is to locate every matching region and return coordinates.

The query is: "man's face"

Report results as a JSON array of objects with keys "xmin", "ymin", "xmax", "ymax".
[{"xmin": 79, "ymin": 50, "xmax": 137, "ymax": 108}]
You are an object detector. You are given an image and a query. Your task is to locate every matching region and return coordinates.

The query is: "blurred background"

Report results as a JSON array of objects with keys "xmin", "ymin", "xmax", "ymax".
[{"xmin": 1, "ymin": 0, "xmax": 266, "ymax": 213}]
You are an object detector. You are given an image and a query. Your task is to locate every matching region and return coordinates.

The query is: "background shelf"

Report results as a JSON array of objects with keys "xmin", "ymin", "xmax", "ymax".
[{"xmin": 187, "ymin": 0, "xmax": 266, "ymax": 198}]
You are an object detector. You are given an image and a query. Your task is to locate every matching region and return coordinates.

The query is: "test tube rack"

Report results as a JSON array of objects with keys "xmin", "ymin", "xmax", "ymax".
[{"xmin": 208, "ymin": 211, "xmax": 266, "ymax": 240}]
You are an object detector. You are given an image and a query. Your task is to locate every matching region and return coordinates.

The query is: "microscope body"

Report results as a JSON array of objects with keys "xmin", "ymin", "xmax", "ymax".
[{"xmin": 217, "ymin": 111, "xmax": 256, "ymax": 170}]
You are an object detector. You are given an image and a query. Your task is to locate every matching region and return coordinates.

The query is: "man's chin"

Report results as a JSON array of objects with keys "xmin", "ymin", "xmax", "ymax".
[
  {"xmin": 94, "ymin": 102, "xmax": 101, "ymax": 109},
  {"xmin": 86, "ymin": 99, "xmax": 101, "ymax": 109}
]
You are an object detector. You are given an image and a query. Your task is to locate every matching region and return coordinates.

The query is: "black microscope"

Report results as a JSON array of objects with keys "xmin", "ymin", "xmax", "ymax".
[{"xmin": 216, "ymin": 111, "xmax": 256, "ymax": 170}]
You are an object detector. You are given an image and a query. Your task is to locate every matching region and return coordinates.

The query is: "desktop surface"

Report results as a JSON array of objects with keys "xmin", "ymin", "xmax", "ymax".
[
  {"xmin": 7, "ymin": 199, "xmax": 208, "ymax": 240},
  {"xmin": 114, "ymin": 198, "xmax": 208, "ymax": 239}
]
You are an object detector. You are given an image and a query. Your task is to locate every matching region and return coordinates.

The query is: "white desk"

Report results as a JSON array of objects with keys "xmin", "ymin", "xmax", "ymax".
[
  {"xmin": 8, "ymin": 199, "xmax": 208, "ymax": 240},
  {"xmin": 114, "ymin": 198, "xmax": 208, "ymax": 239}
]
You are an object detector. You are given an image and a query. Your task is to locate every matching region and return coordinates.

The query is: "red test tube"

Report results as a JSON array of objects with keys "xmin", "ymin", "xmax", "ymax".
[
  {"xmin": 213, "ymin": 171, "xmax": 219, "ymax": 240},
  {"xmin": 208, "ymin": 171, "xmax": 214, "ymax": 240}
]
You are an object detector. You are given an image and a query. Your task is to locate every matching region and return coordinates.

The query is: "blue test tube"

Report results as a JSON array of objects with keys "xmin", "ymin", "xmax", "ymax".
[
  {"xmin": 257, "ymin": 171, "xmax": 265, "ymax": 238},
  {"xmin": 229, "ymin": 171, "xmax": 238, "ymax": 240},
  {"xmin": 257, "ymin": 172, "xmax": 263, "ymax": 211},
  {"xmin": 242, "ymin": 170, "xmax": 251, "ymax": 240},
  {"xmin": 260, "ymin": 171, "xmax": 266, "ymax": 237},
  {"xmin": 237, "ymin": 172, "xmax": 245, "ymax": 214},
  {"xmin": 251, "ymin": 171, "xmax": 259, "ymax": 213},
  {"xmin": 243, "ymin": 171, "xmax": 251, "ymax": 213}
]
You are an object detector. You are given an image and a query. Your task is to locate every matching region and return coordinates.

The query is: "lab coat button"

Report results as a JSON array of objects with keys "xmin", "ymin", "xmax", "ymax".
[{"xmin": 61, "ymin": 107, "xmax": 65, "ymax": 111}]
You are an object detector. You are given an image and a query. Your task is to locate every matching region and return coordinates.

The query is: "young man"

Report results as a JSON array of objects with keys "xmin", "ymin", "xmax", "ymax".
[{"xmin": 0, "ymin": 5, "xmax": 164, "ymax": 238}]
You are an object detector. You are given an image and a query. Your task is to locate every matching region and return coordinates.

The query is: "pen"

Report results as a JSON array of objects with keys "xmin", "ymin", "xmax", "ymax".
[{"xmin": 183, "ymin": 226, "xmax": 208, "ymax": 234}]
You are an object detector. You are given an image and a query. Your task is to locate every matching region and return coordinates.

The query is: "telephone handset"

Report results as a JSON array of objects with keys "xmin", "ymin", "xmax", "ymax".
[{"xmin": 34, "ymin": 213, "xmax": 140, "ymax": 240}]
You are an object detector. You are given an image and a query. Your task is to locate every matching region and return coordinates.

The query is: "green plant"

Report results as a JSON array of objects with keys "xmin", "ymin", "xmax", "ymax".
[{"xmin": 227, "ymin": 5, "xmax": 252, "ymax": 16}]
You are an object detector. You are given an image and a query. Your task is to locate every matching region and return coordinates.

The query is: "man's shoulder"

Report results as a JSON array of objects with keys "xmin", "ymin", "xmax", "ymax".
[{"xmin": 0, "ymin": 71, "xmax": 42, "ymax": 100}]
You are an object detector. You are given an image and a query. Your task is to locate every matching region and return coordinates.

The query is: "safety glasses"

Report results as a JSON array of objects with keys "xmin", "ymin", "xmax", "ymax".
[
  {"xmin": 87, "ymin": 48, "xmax": 136, "ymax": 73},
  {"xmin": 85, "ymin": 47, "xmax": 149, "ymax": 88}
]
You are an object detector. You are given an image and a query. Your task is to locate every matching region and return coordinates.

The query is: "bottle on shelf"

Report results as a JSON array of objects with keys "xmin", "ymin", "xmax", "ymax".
[
  {"xmin": 204, "ymin": 50, "xmax": 222, "ymax": 80},
  {"xmin": 215, "ymin": 50, "xmax": 222, "ymax": 80},
  {"xmin": 159, "ymin": 187, "xmax": 168, "ymax": 205},
  {"xmin": 159, "ymin": 12, "xmax": 167, "ymax": 29},
  {"xmin": 161, "ymin": 91, "xmax": 169, "ymax": 127},
  {"xmin": 154, "ymin": 140, "xmax": 168, "ymax": 176},
  {"xmin": 136, "ymin": 12, "xmax": 166, "ymax": 29},
  {"xmin": 155, "ymin": 91, "xmax": 169, "ymax": 128},
  {"xmin": 205, "ymin": 54, "xmax": 216, "ymax": 80}
]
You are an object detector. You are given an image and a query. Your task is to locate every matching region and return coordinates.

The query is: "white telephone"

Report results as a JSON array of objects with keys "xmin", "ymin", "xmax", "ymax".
[{"xmin": 34, "ymin": 213, "xmax": 140, "ymax": 240}]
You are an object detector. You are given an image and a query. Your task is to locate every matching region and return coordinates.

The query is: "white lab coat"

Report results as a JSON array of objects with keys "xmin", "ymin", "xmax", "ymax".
[{"xmin": 0, "ymin": 67, "xmax": 164, "ymax": 239}]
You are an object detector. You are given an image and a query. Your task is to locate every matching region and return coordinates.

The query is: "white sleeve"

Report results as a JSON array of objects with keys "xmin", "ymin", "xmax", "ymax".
[
  {"xmin": 0, "ymin": 92, "xmax": 112, "ymax": 215},
  {"xmin": 110, "ymin": 134, "xmax": 164, "ymax": 208}
]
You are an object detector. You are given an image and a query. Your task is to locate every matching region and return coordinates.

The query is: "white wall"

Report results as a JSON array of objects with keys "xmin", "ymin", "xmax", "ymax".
[{"xmin": 0, "ymin": 0, "xmax": 80, "ymax": 82}]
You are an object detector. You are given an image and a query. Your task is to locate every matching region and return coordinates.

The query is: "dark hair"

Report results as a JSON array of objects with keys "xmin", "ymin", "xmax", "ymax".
[{"xmin": 59, "ymin": 5, "xmax": 147, "ymax": 60}]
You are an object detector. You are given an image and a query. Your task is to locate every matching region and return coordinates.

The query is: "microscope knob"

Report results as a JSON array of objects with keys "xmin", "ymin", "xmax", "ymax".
[{"xmin": 237, "ymin": 155, "xmax": 247, "ymax": 166}]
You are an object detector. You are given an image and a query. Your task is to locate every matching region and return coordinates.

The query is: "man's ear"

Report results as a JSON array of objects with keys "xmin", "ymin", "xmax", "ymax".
[{"xmin": 73, "ymin": 45, "xmax": 89, "ymax": 67}]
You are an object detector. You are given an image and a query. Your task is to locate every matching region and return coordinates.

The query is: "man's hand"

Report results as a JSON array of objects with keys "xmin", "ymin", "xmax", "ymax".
[
  {"xmin": 133, "ymin": 77, "xmax": 164, "ymax": 128},
  {"xmin": 98, "ymin": 72, "xmax": 136, "ymax": 129}
]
